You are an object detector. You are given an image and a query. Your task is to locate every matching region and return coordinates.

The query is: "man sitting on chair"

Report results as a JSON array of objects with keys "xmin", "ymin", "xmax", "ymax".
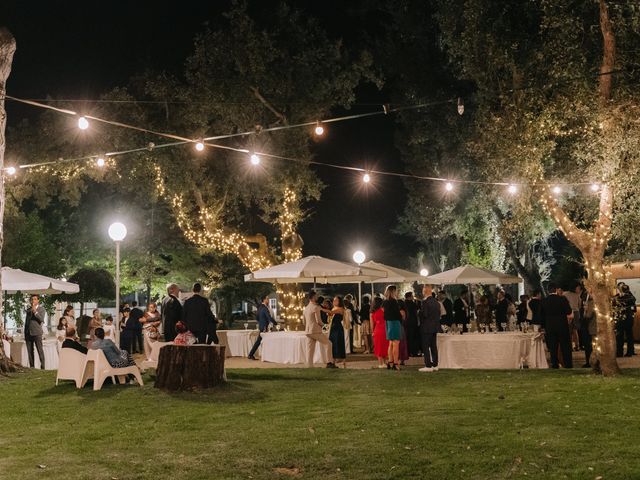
[
  {"xmin": 90, "ymin": 328, "xmax": 136, "ymax": 368},
  {"xmin": 61, "ymin": 327, "xmax": 88, "ymax": 354}
]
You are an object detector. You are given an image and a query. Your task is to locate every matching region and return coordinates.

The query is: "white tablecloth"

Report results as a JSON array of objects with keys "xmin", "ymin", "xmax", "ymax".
[
  {"xmin": 10, "ymin": 339, "xmax": 59, "ymax": 370},
  {"xmin": 437, "ymin": 332, "xmax": 548, "ymax": 369},
  {"xmin": 217, "ymin": 330, "xmax": 259, "ymax": 357},
  {"xmin": 259, "ymin": 331, "xmax": 330, "ymax": 364},
  {"xmin": 2, "ymin": 339, "xmax": 10, "ymax": 357}
]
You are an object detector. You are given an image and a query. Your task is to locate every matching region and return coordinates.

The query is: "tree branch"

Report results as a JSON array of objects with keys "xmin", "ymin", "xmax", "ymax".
[
  {"xmin": 250, "ymin": 86, "xmax": 288, "ymax": 125},
  {"xmin": 599, "ymin": 0, "xmax": 616, "ymax": 104}
]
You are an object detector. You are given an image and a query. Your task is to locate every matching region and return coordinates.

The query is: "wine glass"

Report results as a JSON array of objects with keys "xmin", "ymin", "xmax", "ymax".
[
  {"xmin": 442, "ymin": 325, "xmax": 449, "ymax": 334},
  {"xmin": 500, "ymin": 323, "xmax": 507, "ymax": 332},
  {"xmin": 457, "ymin": 323, "xmax": 463, "ymax": 334},
  {"xmin": 276, "ymin": 324, "xmax": 281, "ymax": 332},
  {"xmin": 243, "ymin": 322, "xmax": 249, "ymax": 330}
]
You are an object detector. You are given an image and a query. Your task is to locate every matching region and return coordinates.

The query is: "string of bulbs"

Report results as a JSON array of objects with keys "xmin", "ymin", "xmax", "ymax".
[{"xmin": 2, "ymin": 94, "xmax": 604, "ymax": 193}]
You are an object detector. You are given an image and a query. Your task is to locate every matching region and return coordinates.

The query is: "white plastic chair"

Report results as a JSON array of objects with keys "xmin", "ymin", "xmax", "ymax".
[
  {"xmin": 86, "ymin": 349, "xmax": 144, "ymax": 391},
  {"xmin": 141, "ymin": 341, "xmax": 172, "ymax": 370},
  {"xmin": 55, "ymin": 348, "xmax": 93, "ymax": 388}
]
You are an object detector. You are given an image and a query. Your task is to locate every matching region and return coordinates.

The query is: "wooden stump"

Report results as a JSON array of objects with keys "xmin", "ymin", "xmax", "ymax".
[{"xmin": 155, "ymin": 344, "xmax": 226, "ymax": 391}]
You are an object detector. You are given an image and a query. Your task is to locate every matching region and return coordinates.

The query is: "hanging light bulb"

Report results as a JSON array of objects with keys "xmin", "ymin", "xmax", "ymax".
[
  {"xmin": 590, "ymin": 183, "xmax": 600, "ymax": 192},
  {"xmin": 96, "ymin": 157, "xmax": 105, "ymax": 167},
  {"xmin": 507, "ymin": 184, "xmax": 518, "ymax": 194},
  {"xmin": 445, "ymin": 182, "xmax": 454, "ymax": 192},
  {"xmin": 552, "ymin": 185, "xmax": 562, "ymax": 195},
  {"xmin": 250, "ymin": 153, "xmax": 261, "ymax": 165},
  {"xmin": 195, "ymin": 141, "xmax": 205, "ymax": 152},
  {"xmin": 78, "ymin": 116, "xmax": 89, "ymax": 130},
  {"xmin": 362, "ymin": 173, "xmax": 371, "ymax": 183},
  {"xmin": 6, "ymin": 166, "xmax": 16, "ymax": 176},
  {"xmin": 457, "ymin": 97, "xmax": 464, "ymax": 115},
  {"xmin": 314, "ymin": 121, "xmax": 324, "ymax": 136}
]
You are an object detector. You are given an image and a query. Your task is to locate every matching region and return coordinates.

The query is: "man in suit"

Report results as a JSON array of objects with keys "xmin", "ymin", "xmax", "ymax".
[
  {"xmin": 161, "ymin": 283, "xmax": 182, "ymax": 342},
  {"xmin": 24, "ymin": 294, "xmax": 46, "ymax": 369},
  {"xmin": 248, "ymin": 295, "xmax": 277, "ymax": 360},
  {"xmin": 541, "ymin": 282, "xmax": 574, "ymax": 368},
  {"xmin": 419, "ymin": 284, "xmax": 441, "ymax": 372},
  {"xmin": 437, "ymin": 290, "xmax": 454, "ymax": 326},
  {"xmin": 182, "ymin": 283, "xmax": 217, "ymax": 344},
  {"xmin": 453, "ymin": 288, "xmax": 471, "ymax": 331},
  {"xmin": 129, "ymin": 301, "xmax": 145, "ymax": 353},
  {"xmin": 303, "ymin": 290, "xmax": 335, "ymax": 368},
  {"xmin": 404, "ymin": 292, "xmax": 421, "ymax": 356},
  {"xmin": 62, "ymin": 327, "xmax": 88, "ymax": 354}
]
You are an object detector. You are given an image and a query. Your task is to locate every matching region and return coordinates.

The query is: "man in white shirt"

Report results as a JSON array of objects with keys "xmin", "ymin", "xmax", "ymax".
[{"xmin": 304, "ymin": 290, "xmax": 335, "ymax": 368}]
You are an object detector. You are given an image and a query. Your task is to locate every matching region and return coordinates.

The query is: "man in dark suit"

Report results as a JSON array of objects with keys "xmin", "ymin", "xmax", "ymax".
[
  {"xmin": 404, "ymin": 292, "xmax": 421, "ymax": 356},
  {"xmin": 129, "ymin": 301, "xmax": 144, "ymax": 353},
  {"xmin": 161, "ymin": 283, "xmax": 182, "ymax": 341},
  {"xmin": 541, "ymin": 282, "xmax": 574, "ymax": 368},
  {"xmin": 62, "ymin": 327, "xmax": 88, "ymax": 354},
  {"xmin": 248, "ymin": 295, "xmax": 277, "ymax": 360},
  {"xmin": 437, "ymin": 291, "xmax": 454, "ymax": 326},
  {"xmin": 419, "ymin": 284, "xmax": 441, "ymax": 372},
  {"xmin": 182, "ymin": 283, "xmax": 217, "ymax": 344},
  {"xmin": 24, "ymin": 294, "xmax": 46, "ymax": 369},
  {"xmin": 453, "ymin": 289, "xmax": 471, "ymax": 331}
]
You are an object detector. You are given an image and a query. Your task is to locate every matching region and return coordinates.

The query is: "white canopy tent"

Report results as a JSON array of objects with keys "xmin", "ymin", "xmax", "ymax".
[
  {"xmin": 1, "ymin": 267, "xmax": 80, "ymax": 294},
  {"xmin": 423, "ymin": 265, "xmax": 522, "ymax": 285},
  {"xmin": 244, "ymin": 255, "xmax": 387, "ymax": 285},
  {"xmin": 362, "ymin": 261, "xmax": 424, "ymax": 283}
]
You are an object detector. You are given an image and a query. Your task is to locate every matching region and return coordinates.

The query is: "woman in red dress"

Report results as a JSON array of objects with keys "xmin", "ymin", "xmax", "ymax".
[{"xmin": 371, "ymin": 296, "xmax": 389, "ymax": 368}]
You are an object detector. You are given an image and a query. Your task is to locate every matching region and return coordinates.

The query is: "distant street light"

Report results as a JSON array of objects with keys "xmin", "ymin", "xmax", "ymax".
[
  {"xmin": 420, "ymin": 268, "xmax": 429, "ymax": 277},
  {"xmin": 352, "ymin": 250, "xmax": 366, "ymax": 265},
  {"xmin": 108, "ymin": 222, "xmax": 127, "ymax": 343}
]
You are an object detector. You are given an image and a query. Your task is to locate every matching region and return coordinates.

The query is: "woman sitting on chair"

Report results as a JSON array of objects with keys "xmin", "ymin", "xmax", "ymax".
[{"xmin": 90, "ymin": 327, "xmax": 136, "ymax": 368}]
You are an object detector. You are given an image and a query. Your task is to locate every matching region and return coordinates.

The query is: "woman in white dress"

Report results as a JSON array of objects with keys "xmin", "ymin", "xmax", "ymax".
[
  {"xmin": 140, "ymin": 302, "xmax": 161, "ymax": 360},
  {"xmin": 55, "ymin": 317, "xmax": 68, "ymax": 353}
]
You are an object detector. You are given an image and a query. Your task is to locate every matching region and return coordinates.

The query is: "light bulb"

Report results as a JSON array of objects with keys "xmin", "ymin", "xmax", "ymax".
[
  {"xmin": 507, "ymin": 184, "xmax": 517, "ymax": 194},
  {"xmin": 591, "ymin": 183, "xmax": 600, "ymax": 192},
  {"xmin": 352, "ymin": 250, "xmax": 366, "ymax": 264},
  {"xmin": 552, "ymin": 185, "xmax": 562, "ymax": 195},
  {"xmin": 195, "ymin": 141, "xmax": 205, "ymax": 152},
  {"xmin": 363, "ymin": 173, "xmax": 371, "ymax": 183},
  {"xmin": 6, "ymin": 166, "xmax": 16, "ymax": 176},
  {"xmin": 78, "ymin": 116, "xmax": 89, "ymax": 130},
  {"xmin": 250, "ymin": 154, "xmax": 260, "ymax": 165},
  {"xmin": 96, "ymin": 157, "xmax": 105, "ymax": 167},
  {"xmin": 445, "ymin": 182, "xmax": 454, "ymax": 192},
  {"xmin": 314, "ymin": 121, "xmax": 324, "ymax": 136},
  {"xmin": 420, "ymin": 268, "xmax": 429, "ymax": 277}
]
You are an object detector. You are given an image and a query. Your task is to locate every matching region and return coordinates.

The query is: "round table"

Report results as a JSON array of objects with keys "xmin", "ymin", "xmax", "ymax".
[
  {"xmin": 437, "ymin": 332, "xmax": 548, "ymax": 369},
  {"xmin": 216, "ymin": 330, "xmax": 260, "ymax": 357},
  {"xmin": 259, "ymin": 331, "xmax": 330, "ymax": 364},
  {"xmin": 10, "ymin": 338, "xmax": 59, "ymax": 370}
]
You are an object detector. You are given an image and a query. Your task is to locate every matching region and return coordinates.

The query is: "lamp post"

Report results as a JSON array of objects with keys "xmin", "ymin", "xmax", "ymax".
[
  {"xmin": 352, "ymin": 250, "xmax": 366, "ymax": 308},
  {"xmin": 108, "ymin": 222, "xmax": 127, "ymax": 344}
]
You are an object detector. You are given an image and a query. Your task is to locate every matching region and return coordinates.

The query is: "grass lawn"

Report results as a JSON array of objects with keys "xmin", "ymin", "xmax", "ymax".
[{"xmin": 1, "ymin": 367, "xmax": 640, "ymax": 479}]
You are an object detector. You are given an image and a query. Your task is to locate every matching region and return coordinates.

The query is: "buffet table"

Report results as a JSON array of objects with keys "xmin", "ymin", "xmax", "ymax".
[
  {"xmin": 216, "ymin": 330, "xmax": 259, "ymax": 358},
  {"xmin": 10, "ymin": 339, "xmax": 59, "ymax": 370},
  {"xmin": 259, "ymin": 331, "xmax": 330, "ymax": 364},
  {"xmin": 437, "ymin": 332, "xmax": 548, "ymax": 369}
]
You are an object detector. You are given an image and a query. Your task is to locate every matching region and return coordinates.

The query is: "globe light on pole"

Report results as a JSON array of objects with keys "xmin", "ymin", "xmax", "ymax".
[
  {"xmin": 109, "ymin": 221, "xmax": 127, "ymax": 345},
  {"xmin": 363, "ymin": 173, "xmax": 371, "ymax": 183},
  {"xmin": 78, "ymin": 116, "xmax": 89, "ymax": 130},
  {"xmin": 195, "ymin": 141, "xmax": 205, "ymax": 152},
  {"xmin": 352, "ymin": 250, "xmax": 366, "ymax": 265},
  {"xmin": 250, "ymin": 153, "xmax": 261, "ymax": 165},
  {"xmin": 314, "ymin": 121, "xmax": 325, "ymax": 136},
  {"xmin": 420, "ymin": 268, "xmax": 429, "ymax": 277}
]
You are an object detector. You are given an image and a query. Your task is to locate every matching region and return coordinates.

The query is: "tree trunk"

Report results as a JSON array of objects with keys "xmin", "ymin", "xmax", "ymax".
[
  {"xmin": 0, "ymin": 29, "xmax": 16, "ymax": 374},
  {"xmin": 586, "ymin": 272, "xmax": 620, "ymax": 375},
  {"xmin": 155, "ymin": 344, "xmax": 226, "ymax": 391}
]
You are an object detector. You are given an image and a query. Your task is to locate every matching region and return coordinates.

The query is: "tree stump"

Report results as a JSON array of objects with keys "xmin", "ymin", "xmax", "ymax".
[{"xmin": 154, "ymin": 344, "xmax": 226, "ymax": 391}]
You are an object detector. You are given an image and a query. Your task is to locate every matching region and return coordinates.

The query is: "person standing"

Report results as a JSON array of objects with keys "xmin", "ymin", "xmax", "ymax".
[
  {"xmin": 475, "ymin": 295, "xmax": 491, "ymax": 326},
  {"xmin": 541, "ymin": 282, "xmax": 573, "ymax": 369},
  {"xmin": 494, "ymin": 291, "xmax": 508, "ymax": 330},
  {"xmin": 327, "ymin": 296, "xmax": 347, "ymax": 368},
  {"xmin": 161, "ymin": 283, "xmax": 182, "ymax": 342},
  {"xmin": 303, "ymin": 291, "xmax": 335, "ymax": 368},
  {"xmin": 617, "ymin": 284, "xmax": 636, "ymax": 357},
  {"xmin": 182, "ymin": 283, "xmax": 216, "ymax": 345},
  {"xmin": 360, "ymin": 296, "xmax": 372, "ymax": 354},
  {"xmin": 88, "ymin": 308, "xmax": 102, "ymax": 348},
  {"xmin": 24, "ymin": 294, "xmax": 46, "ymax": 369},
  {"xmin": 528, "ymin": 290, "xmax": 543, "ymax": 328},
  {"xmin": 248, "ymin": 295, "xmax": 277, "ymax": 360},
  {"xmin": 371, "ymin": 296, "xmax": 388, "ymax": 368},
  {"xmin": 564, "ymin": 284, "xmax": 583, "ymax": 351},
  {"xmin": 404, "ymin": 292, "xmax": 420, "ymax": 356},
  {"xmin": 437, "ymin": 290, "xmax": 454, "ymax": 326},
  {"xmin": 383, "ymin": 285, "xmax": 402, "ymax": 370},
  {"xmin": 140, "ymin": 302, "xmax": 161, "ymax": 360},
  {"xmin": 581, "ymin": 289, "xmax": 596, "ymax": 368},
  {"xmin": 344, "ymin": 295, "xmax": 358, "ymax": 353},
  {"xmin": 419, "ymin": 284, "xmax": 441, "ymax": 372},
  {"xmin": 129, "ymin": 301, "xmax": 145, "ymax": 354},
  {"xmin": 454, "ymin": 289, "xmax": 471, "ymax": 332}
]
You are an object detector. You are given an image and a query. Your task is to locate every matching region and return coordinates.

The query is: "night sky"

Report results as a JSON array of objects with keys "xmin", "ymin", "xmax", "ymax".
[{"xmin": 1, "ymin": 1, "xmax": 416, "ymax": 267}]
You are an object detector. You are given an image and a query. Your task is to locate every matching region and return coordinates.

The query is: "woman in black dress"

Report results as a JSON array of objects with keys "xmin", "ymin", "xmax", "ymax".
[{"xmin": 327, "ymin": 296, "xmax": 347, "ymax": 368}]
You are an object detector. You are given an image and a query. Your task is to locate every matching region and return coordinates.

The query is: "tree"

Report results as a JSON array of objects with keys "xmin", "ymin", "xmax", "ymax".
[
  {"xmin": 431, "ymin": 0, "xmax": 640, "ymax": 375},
  {"xmin": 64, "ymin": 268, "xmax": 115, "ymax": 316}
]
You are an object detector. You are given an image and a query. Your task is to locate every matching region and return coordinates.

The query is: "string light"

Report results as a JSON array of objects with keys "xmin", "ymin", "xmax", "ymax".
[
  {"xmin": 507, "ymin": 184, "xmax": 518, "ymax": 194},
  {"xmin": 195, "ymin": 141, "xmax": 205, "ymax": 152},
  {"xmin": 77, "ymin": 116, "xmax": 89, "ymax": 130},
  {"xmin": 362, "ymin": 173, "xmax": 371, "ymax": 183},
  {"xmin": 5, "ymin": 167, "xmax": 16, "ymax": 176},
  {"xmin": 553, "ymin": 185, "xmax": 562, "ymax": 195},
  {"xmin": 445, "ymin": 182, "xmax": 454, "ymax": 192},
  {"xmin": 96, "ymin": 157, "xmax": 105, "ymax": 167},
  {"xmin": 591, "ymin": 183, "xmax": 600, "ymax": 192},
  {"xmin": 250, "ymin": 153, "xmax": 261, "ymax": 165},
  {"xmin": 314, "ymin": 121, "xmax": 324, "ymax": 136}
]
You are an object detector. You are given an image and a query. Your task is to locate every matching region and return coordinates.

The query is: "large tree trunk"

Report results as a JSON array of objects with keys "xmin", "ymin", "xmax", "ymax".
[
  {"xmin": 0, "ymin": 28, "xmax": 16, "ymax": 374},
  {"xmin": 155, "ymin": 344, "xmax": 226, "ymax": 391}
]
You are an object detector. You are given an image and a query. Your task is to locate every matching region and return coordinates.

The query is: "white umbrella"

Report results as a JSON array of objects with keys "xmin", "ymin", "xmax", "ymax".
[
  {"xmin": 244, "ymin": 255, "xmax": 387, "ymax": 284},
  {"xmin": 423, "ymin": 265, "xmax": 522, "ymax": 285},
  {"xmin": 1, "ymin": 267, "xmax": 80, "ymax": 294},
  {"xmin": 362, "ymin": 260, "xmax": 424, "ymax": 283}
]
